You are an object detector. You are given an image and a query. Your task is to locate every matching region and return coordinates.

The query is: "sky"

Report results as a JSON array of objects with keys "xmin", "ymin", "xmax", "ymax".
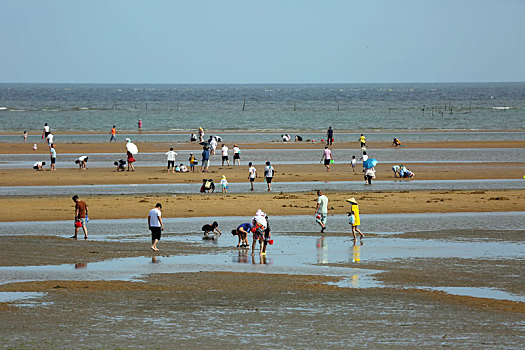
[{"xmin": 1, "ymin": 0, "xmax": 524, "ymax": 84}]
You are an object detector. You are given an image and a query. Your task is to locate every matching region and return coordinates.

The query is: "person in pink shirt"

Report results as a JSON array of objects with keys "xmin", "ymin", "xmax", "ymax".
[{"xmin": 320, "ymin": 145, "xmax": 333, "ymax": 171}]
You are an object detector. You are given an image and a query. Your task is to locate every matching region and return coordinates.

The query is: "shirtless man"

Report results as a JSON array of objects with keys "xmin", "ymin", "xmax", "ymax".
[{"xmin": 71, "ymin": 195, "xmax": 88, "ymax": 239}]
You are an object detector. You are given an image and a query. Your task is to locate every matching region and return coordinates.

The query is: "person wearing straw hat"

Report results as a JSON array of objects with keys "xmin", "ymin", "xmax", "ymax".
[
  {"xmin": 347, "ymin": 198, "xmax": 364, "ymax": 240},
  {"xmin": 233, "ymin": 144, "xmax": 241, "ymax": 166}
]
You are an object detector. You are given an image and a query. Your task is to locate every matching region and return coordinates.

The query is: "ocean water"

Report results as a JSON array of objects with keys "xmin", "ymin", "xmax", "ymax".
[{"xmin": 0, "ymin": 83, "xmax": 524, "ymax": 133}]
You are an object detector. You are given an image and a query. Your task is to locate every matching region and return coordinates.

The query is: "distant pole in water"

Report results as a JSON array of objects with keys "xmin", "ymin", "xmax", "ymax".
[
  {"xmin": 337, "ymin": 100, "xmax": 340, "ymax": 111},
  {"xmin": 469, "ymin": 92, "xmax": 472, "ymax": 113},
  {"xmin": 145, "ymin": 103, "xmax": 148, "ymax": 110},
  {"xmin": 242, "ymin": 97, "xmax": 246, "ymax": 112},
  {"xmin": 293, "ymin": 101, "xmax": 296, "ymax": 111}
]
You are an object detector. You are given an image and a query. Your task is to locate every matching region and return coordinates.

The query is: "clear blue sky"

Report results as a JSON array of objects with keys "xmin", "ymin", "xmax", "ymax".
[{"xmin": 1, "ymin": 0, "xmax": 524, "ymax": 84}]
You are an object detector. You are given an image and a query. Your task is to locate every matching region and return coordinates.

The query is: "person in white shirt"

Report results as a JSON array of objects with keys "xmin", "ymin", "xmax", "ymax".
[
  {"xmin": 33, "ymin": 161, "xmax": 46, "ymax": 171},
  {"xmin": 46, "ymin": 133, "xmax": 54, "ymax": 148},
  {"xmin": 221, "ymin": 144, "xmax": 230, "ymax": 166},
  {"xmin": 75, "ymin": 155, "xmax": 88, "ymax": 170},
  {"xmin": 148, "ymin": 203, "xmax": 164, "ymax": 251},
  {"xmin": 351, "ymin": 155, "xmax": 357, "ymax": 173},
  {"xmin": 360, "ymin": 151, "xmax": 368, "ymax": 170},
  {"xmin": 43, "ymin": 123, "xmax": 50, "ymax": 140},
  {"xmin": 315, "ymin": 190, "xmax": 328, "ymax": 233},
  {"xmin": 233, "ymin": 144, "xmax": 241, "ymax": 166},
  {"xmin": 179, "ymin": 164, "xmax": 188, "ymax": 172},
  {"xmin": 264, "ymin": 161, "xmax": 275, "ymax": 191},
  {"xmin": 209, "ymin": 137, "xmax": 217, "ymax": 155},
  {"xmin": 49, "ymin": 144, "xmax": 57, "ymax": 171},
  {"xmin": 165, "ymin": 148, "xmax": 177, "ymax": 173},
  {"xmin": 248, "ymin": 162, "xmax": 257, "ymax": 191}
]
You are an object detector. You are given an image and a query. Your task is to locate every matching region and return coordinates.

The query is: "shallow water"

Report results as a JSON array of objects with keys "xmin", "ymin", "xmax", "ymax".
[
  {"xmin": 1, "ymin": 147, "xmax": 523, "ymax": 169},
  {"xmin": 1, "ymin": 212, "xmax": 523, "ymax": 237},
  {"xmin": 0, "ymin": 178, "xmax": 522, "ymax": 196},
  {"xmin": 2, "ymin": 130, "xmax": 525, "ymax": 144}
]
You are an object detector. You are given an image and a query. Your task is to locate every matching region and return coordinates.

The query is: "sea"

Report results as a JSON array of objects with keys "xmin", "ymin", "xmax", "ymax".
[{"xmin": 0, "ymin": 83, "xmax": 524, "ymax": 137}]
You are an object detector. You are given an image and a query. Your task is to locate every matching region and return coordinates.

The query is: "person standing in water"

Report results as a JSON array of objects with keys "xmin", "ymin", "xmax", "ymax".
[
  {"xmin": 71, "ymin": 195, "xmax": 88, "ymax": 240},
  {"xmin": 248, "ymin": 162, "xmax": 257, "ymax": 191},
  {"xmin": 148, "ymin": 203, "xmax": 164, "ymax": 251},
  {"xmin": 233, "ymin": 144, "xmax": 241, "ymax": 166},
  {"xmin": 315, "ymin": 190, "xmax": 328, "ymax": 233},
  {"xmin": 138, "ymin": 119, "xmax": 142, "ymax": 134},
  {"xmin": 347, "ymin": 198, "xmax": 364, "ymax": 240},
  {"xmin": 326, "ymin": 126, "xmax": 334, "ymax": 146},
  {"xmin": 23, "ymin": 131, "xmax": 28, "ymax": 143},
  {"xmin": 264, "ymin": 161, "xmax": 275, "ymax": 191}
]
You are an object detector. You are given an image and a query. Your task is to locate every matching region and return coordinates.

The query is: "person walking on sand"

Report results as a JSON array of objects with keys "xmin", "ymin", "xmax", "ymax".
[
  {"xmin": 148, "ymin": 203, "xmax": 164, "ymax": 251},
  {"xmin": 166, "ymin": 147, "xmax": 177, "ymax": 173},
  {"xmin": 359, "ymin": 134, "xmax": 366, "ymax": 148},
  {"xmin": 347, "ymin": 198, "xmax": 364, "ymax": 240},
  {"xmin": 264, "ymin": 161, "xmax": 275, "ymax": 191},
  {"xmin": 348, "ymin": 210, "xmax": 364, "ymax": 241},
  {"xmin": 201, "ymin": 146, "xmax": 210, "ymax": 172},
  {"xmin": 315, "ymin": 190, "xmax": 328, "ymax": 233},
  {"xmin": 209, "ymin": 137, "xmax": 217, "ymax": 156},
  {"xmin": 248, "ymin": 162, "xmax": 257, "ymax": 191},
  {"xmin": 49, "ymin": 144, "xmax": 57, "ymax": 171},
  {"xmin": 321, "ymin": 145, "xmax": 333, "ymax": 171},
  {"xmin": 71, "ymin": 195, "xmax": 88, "ymax": 240},
  {"xmin": 326, "ymin": 126, "xmax": 334, "ymax": 146},
  {"xmin": 364, "ymin": 166, "xmax": 376, "ymax": 185},
  {"xmin": 138, "ymin": 119, "xmax": 142, "ymax": 134},
  {"xmin": 109, "ymin": 125, "xmax": 117, "ymax": 142},
  {"xmin": 221, "ymin": 144, "xmax": 230, "ymax": 166},
  {"xmin": 233, "ymin": 144, "xmax": 241, "ymax": 166}
]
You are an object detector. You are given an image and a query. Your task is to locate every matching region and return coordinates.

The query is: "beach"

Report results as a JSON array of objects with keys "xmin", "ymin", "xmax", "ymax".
[{"xmin": 1, "ymin": 84, "xmax": 524, "ymax": 348}]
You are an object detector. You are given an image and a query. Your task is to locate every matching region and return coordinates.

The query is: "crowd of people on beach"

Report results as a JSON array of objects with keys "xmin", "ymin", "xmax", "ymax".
[{"xmin": 26, "ymin": 123, "xmax": 413, "ymax": 255}]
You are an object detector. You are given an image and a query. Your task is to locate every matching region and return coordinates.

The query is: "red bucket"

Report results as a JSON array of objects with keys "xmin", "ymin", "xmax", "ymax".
[
  {"xmin": 268, "ymin": 239, "xmax": 274, "ymax": 245},
  {"xmin": 74, "ymin": 221, "xmax": 82, "ymax": 228}
]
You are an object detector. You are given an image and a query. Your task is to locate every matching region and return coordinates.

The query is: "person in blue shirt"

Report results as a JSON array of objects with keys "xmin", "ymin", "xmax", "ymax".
[
  {"xmin": 231, "ymin": 223, "xmax": 251, "ymax": 247},
  {"xmin": 201, "ymin": 146, "xmax": 210, "ymax": 173}
]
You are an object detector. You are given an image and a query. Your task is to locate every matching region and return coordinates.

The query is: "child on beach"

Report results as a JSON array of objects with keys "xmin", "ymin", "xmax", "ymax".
[
  {"xmin": 359, "ymin": 134, "xmax": 366, "ymax": 148},
  {"xmin": 202, "ymin": 221, "xmax": 222, "ymax": 239},
  {"xmin": 75, "ymin": 156, "xmax": 88, "ymax": 170},
  {"xmin": 200, "ymin": 179, "xmax": 215, "ymax": 193},
  {"xmin": 33, "ymin": 161, "xmax": 46, "ymax": 171},
  {"xmin": 351, "ymin": 155, "xmax": 357, "ymax": 173},
  {"xmin": 220, "ymin": 175, "xmax": 229, "ymax": 193},
  {"xmin": 114, "ymin": 159, "xmax": 126, "ymax": 171},
  {"xmin": 248, "ymin": 162, "xmax": 257, "ymax": 191},
  {"xmin": 188, "ymin": 153, "xmax": 196, "ymax": 172}
]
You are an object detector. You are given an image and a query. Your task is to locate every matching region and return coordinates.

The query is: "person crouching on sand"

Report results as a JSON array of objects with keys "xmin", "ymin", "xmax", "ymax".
[{"xmin": 202, "ymin": 221, "xmax": 222, "ymax": 239}]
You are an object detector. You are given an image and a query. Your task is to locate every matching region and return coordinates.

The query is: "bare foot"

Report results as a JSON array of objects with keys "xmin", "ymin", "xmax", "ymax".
[{"xmin": 84, "ymin": 236, "xmax": 88, "ymax": 240}]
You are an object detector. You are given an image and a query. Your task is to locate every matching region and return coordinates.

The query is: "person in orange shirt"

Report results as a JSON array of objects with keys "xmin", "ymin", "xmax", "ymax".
[{"xmin": 109, "ymin": 125, "xmax": 117, "ymax": 142}]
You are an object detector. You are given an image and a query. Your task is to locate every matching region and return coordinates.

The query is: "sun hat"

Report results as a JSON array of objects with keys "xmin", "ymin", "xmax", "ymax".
[
  {"xmin": 346, "ymin": 198, "xmax": 358, "ymax": 204},
  {"xmin": 221, "ymin": 175, "xmax": 226, "ymax": 178}
]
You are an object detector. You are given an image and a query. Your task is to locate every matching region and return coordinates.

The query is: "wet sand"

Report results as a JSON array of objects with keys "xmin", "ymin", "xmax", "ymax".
[
  {"xmin": 1, "ymin": 139, "xmax": 524, "ymax": 154},
  {"xmin": 1, "ymin": 190, "xmax": 524, "ymax": 222},
  {"xmin": 1, "ymin": 162, "xmax": 525, "ymax": 187},
  {"xmin": 1, "ymin": 139, "xmax": 524, "ymax": 348},
  {"xmin": 1, "ymin": 228, "xmax": 524, "ymax": 349}
]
